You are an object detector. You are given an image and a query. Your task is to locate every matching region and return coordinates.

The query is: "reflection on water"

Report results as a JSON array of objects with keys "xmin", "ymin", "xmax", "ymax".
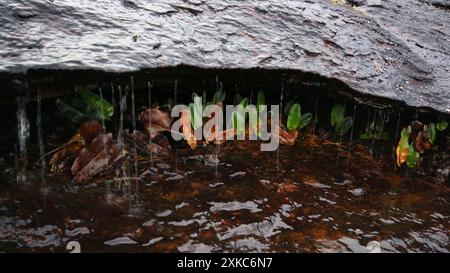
[{"xmin": 0, "ymin": 137, "xmax": 448, "ymax": 253}]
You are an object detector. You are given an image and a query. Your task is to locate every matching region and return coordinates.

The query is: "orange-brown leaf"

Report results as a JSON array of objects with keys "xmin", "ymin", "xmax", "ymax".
[
  {"xmin": 396, "ymin": 127, "xmax": 410, "ymax": 167},
  {"xmin": 396, "ymin": 145, "xmax": 409, "ymax": 167},
  {"xmin": 414, "ymin": 128, "xmax": 432, "ymax": 153},
  {"xmin": 49, "ymin": 132, "xmax": 85, "ymax": 172},
  {"xmin": 73, "ymin": 148, "xmax": 112, "ymax": 183},
  {"xmin": 71, "ymin": 133, "xmax": 113, "ymax": 176},
  {"xmin": 79, "ymin": 120, "xmax": 103, "ymax": 143},
  {"xmin": 277, "ymin": 125, "xmax": 298, "ymax": 145},
  {"xmin": 277, "ymin": 181, "xmax": 300, "ymax": 193},
  {"xmin": 139, "ymin": 108, "xmax": 172, "ymax": 140},
  {"xmin": 206, "ymin": 128, "xmax": 236, "ymax": 145}
]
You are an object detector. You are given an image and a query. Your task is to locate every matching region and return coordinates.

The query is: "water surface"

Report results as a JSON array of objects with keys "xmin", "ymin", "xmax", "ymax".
[{"xmin": 0, "ymin": 137, "xmax": 448, "ymax": 253}]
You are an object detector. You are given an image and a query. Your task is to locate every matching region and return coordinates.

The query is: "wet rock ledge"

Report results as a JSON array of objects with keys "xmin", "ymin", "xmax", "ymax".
[{"xmin": 0, "ymin": 0, "xmax": 449, "ymax": 115}]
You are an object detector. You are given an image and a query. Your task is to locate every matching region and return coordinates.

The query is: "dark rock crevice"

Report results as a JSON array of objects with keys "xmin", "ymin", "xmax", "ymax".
[{"xmin": 1, "ymin": 66, "xmax": 448, "ymax": 120}]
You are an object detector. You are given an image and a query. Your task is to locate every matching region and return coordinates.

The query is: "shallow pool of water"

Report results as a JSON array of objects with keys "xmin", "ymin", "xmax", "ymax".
[{"xmin": 0, "ymin": 136, "xmax": 448, "ymax": 253}]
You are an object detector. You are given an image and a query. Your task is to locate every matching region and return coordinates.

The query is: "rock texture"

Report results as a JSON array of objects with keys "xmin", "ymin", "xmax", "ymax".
[{"xmin": 0, "ymin": 0, "xmax": 449, "ymax": 114}]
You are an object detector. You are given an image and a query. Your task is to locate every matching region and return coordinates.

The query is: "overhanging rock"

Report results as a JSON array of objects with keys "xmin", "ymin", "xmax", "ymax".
[{"xmin": 0, "ymin": 0, "xmax": 449, "ymax": 114}]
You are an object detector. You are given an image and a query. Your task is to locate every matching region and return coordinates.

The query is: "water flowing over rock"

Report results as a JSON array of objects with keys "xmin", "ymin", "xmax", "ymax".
[{"xmin": 0, "ymin": 0, "xmax": 449, "ymax": 114}]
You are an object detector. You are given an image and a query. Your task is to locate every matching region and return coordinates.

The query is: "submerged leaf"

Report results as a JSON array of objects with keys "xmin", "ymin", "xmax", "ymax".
[
  {"xmin": 79, "ymin": 88, "xmax": 114, "ymax": 119},
  {"xmin": 287, "ymin": 103, "xmax": 301, "ymax": 131}
]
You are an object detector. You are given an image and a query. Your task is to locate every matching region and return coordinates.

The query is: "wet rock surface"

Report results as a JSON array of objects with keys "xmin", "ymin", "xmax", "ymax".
[{"xmin": 0, "ymin": 0, "xmax": 449, "ymax": 114}]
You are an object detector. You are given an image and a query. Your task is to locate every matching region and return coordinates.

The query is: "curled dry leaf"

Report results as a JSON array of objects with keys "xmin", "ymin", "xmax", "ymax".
[
  {"xmin": 49, "ymin": 132, "xmax": 85, "ymax": 172},
  {"xmin": 181, "ymin": 109, "xmax": 197, "ymax": 149},
  {"xmin": 71, "ymin": 133, "xmax": 113, "ymax": 182},
  {"xmin": 409, "ymin": 120, "xmax": 423, "ymax": 142},
  {"xmin": 49, "ymin": 120, "xmax": 103, "ymax": 172},
  {"xmin": 48, "ymin": 120, "xmax": 125, "ymax": 182},
  {"xmin": 414, "ymin": 126, "xmax": 432, "ymax": 153},
  {"xmin": 276, "ymin": 125, "xmax": 298, "ymax": 145},
  {"xmin": 139, "ymin": 108, "xmax": 172, "ymax": 140},
  {"xmin": 73, "ymin": 146, "xmax": 114, "ymax": 183},
  {"xmin": 79, "ymin": 120, "xmax": 104, "ymax": 142}
]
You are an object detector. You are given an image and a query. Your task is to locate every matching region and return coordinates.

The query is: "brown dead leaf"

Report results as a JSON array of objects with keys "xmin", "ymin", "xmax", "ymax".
[
  {"xmin": 277, "ymin": 125, "xmax": 298, "ymax": 145},
  {"xmin": 73, "ymin": 148, "xmax": 112, "ymax": 183},
  {"xmin": 49, "ymin": 132, "xmax": 85, "ymax": 172},
  {"xmin": 409, "ymin": 120, "xmax": 423, "ymax": 143},
  {"xmin": 125, "ymin": 129, "xmax": 147, "ymax": 146},
  {"xmin": 49, "ymin": 120, "xmax": 104, "ymax": 172},
  {"xmin": 79, "ymin": 120, "xmax": 103, "ymax": 142},
  {"xmin": 71, "ymin": 133, "xmax": 113, "ymax": 176},
  {"xmin": 415, "ymin": 126, "xmax": 432, "ymax": 153},
  {"xmin": 277, "ymin": 181, "xmax": 300, "ymax": 193},
  {"xmin": 305, "ymin": 134, "xmax": 321, "ymax": 147},
  {"xmin": 139, "ymin": 108, "xmax": 172, "ymax": 140}
]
